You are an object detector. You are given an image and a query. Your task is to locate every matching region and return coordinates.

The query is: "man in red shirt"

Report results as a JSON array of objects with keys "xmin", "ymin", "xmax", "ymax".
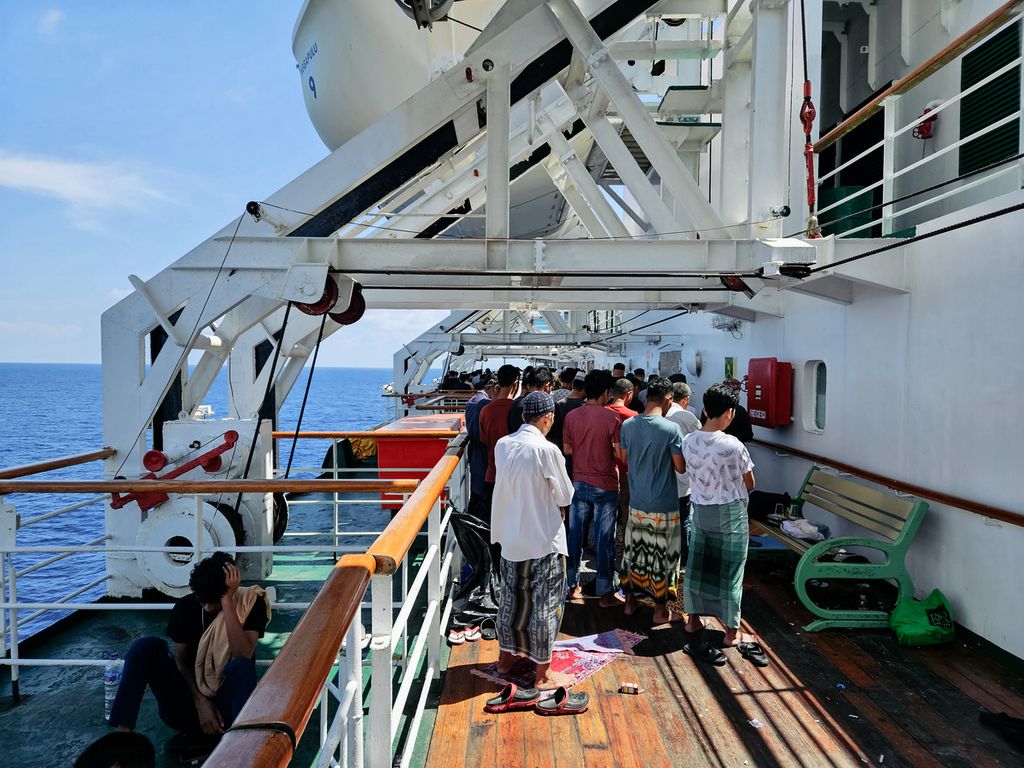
[
  {"xmin": 477, "ymin": 364, "xmax": 521, "ymax": 522},
  {"xmin": 563, "ymin": 370, "xmax": 621, "ymax": 606},
  {"xmin": 606, "ymin": 377, "xmax": 636, "ymax": 582}
]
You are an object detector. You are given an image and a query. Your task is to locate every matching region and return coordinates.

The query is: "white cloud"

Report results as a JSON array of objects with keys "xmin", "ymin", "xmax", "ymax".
[
  {"xmin": 38, "ymin": 9, "xmax": 64, "ymax": 37},
  {"xmin": 0, "ymin": 150, "xmax": 167, "ymax": 220}
]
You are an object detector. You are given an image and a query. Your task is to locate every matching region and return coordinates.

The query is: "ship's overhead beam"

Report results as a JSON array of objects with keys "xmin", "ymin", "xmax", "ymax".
[{"xmin": 210, "ymin": 235, "xmax": 817, "ymax": 278}]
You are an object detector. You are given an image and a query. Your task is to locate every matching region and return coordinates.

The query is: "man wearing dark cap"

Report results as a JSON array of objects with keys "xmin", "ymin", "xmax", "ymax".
[
  {"xmin": 478, "ymin": 364, "xmax": 521, "ymax": 522},
  {"xmin": 491, "ymin": 391, "xmax": 577, "ymax": 691}
]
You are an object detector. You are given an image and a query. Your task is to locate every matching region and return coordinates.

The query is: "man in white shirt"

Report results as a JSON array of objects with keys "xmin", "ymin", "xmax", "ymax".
[
  {"xmin": 666, "ymin": 382, "xmax": 702, "ymax": 567},
  {"xmin": 682, "ymin": 383, "xmax": 758, "ymax": 667},
  {"xmin": 491, "ymin": 391, "xmax": 576, "ymax": 691}
]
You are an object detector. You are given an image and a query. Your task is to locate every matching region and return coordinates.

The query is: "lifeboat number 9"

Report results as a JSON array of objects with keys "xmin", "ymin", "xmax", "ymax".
[{"xmin": 308, "ymin": 76, "xmax": 317, "ymax": 100}]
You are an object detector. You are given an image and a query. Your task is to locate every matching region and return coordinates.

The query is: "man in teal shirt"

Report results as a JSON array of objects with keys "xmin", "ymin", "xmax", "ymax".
[{"xmin": 619, "ymin": 377, "xmax": 685, "ymax": 624}]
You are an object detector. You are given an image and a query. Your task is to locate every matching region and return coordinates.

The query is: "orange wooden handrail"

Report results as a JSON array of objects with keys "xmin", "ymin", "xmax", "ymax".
[
  {"xmin": 0, "ymin": 478, "xmax": 419, "ymax": 495},
  {"xmin": 205, "ymin": 553, "xmax": 376, "ymax": 768},
  {"xmin": 272, "ymin": 430, "xmax": 461, "ymax": 439},
  {"xmin": 752, "ymin": 439, "xmax": 1024, "ymax": 528},
  {"xmin": 815, "ymin": 0, "xmax": 1022, "ymax": 151},
  {"xmin": 368, "ymin": 433, "xmax": 468, "ymax": 574},
  {"xmin": 0, "ymin": 448, "xmax": 116, "ymax": 480}
]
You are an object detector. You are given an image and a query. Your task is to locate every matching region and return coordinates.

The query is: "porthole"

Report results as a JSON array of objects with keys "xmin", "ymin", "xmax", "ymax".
[{"xmin": 802, "ymin": 360, "xmax": 827, "ymax": 433}]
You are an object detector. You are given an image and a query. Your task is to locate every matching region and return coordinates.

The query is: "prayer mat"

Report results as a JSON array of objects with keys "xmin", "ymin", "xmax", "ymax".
[{"xmin": 472, "ymin": 629, "xmax": 646, "ymax": 688}]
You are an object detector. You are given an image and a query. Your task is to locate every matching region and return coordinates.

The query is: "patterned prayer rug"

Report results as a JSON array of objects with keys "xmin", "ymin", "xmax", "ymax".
[{"xmin": 471, "ymin": 629, "xmax": 646, "ymax": 688}]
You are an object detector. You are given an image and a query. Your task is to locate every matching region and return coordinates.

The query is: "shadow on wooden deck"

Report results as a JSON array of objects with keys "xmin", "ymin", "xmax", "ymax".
[{"xmin": 426, "ymin": 563, "xmax": 1024, "ymax": 767}]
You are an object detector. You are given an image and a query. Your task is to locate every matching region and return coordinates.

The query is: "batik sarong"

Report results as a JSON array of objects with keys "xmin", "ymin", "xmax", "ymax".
[
  {"xmin": 497, "ymin": 552, "xmax": 566, "ymax": 664},
  {"xmin": 684, "ymin": 500, "xmax": 749, "ymax": 628},
  {"xmin": 621, "ymin": 506, "xmax": 682, "ymax": 603}
]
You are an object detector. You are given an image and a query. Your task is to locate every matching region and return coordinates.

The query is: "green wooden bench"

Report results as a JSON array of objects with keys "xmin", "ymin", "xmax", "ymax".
[{"xmin": 749, "ymin": 466, "xmax": 928, "ymax": 632}]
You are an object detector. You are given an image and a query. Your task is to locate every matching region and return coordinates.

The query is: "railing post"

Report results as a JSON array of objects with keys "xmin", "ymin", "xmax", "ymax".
[
  {"xmin": 333, "ymin": 439, "xmax": 340, "ymax": 559},
  {"xmin": 368, "ymin": 573, "xmax": 393, "ymax": 766},
  {"xmin": 7, "ymin": 552, "xmax": 20, "ymax": 703},
  {"xmin": 346, "ymin": 620, "xmax": 365, "ymax": 768},
  {"xmin": 881, "ymin": 94, "xmax": 901, "ymax": 235},
  {"xmin": 427, "ymin": 498, "xmax": 442, "ymax": 670}
]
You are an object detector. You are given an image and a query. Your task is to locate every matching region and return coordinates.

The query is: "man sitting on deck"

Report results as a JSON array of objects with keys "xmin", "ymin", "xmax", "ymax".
[
  {"xmin": 109, "ymin": 553, "xmax": 270, "ymax": 753},
  {"xmin": 491, "ymin": 391, "xmax": 577, "ymax": 691}
]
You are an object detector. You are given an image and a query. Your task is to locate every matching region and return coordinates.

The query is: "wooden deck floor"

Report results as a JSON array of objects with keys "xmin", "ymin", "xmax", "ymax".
[{"xmin": 426, "ymin": 564, "xmax": 1024, "ymax": 767}]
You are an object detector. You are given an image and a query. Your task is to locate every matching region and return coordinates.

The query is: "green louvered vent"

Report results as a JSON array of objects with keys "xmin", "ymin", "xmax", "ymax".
[{"xmin": 959, "ymin": 22, "xmax": 1021, "ymax": 175}]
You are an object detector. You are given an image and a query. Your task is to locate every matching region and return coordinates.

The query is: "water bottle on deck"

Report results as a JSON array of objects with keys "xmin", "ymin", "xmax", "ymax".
[{"xmin": 103, "ymin": 652, "xmax": 123, "ymax": 722}]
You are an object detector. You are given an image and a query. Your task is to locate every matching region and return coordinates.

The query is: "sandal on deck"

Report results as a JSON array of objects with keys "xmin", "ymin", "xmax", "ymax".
[
  {"xmin": 738, "ymin": 641, "xmax": 769, "ymax": 667},
  {"xmin": 684, "ymin": 632, "xmax": 727, "ymax": 667},
  {"xmin": 479, "ymin": 618, "xmax": 497, "ymax": 641},
  {"xmin": 447, "ymin": 628, "xmax": 467, "ymax": 645},
  {"xmin": 484, "ymin": 683, "xmax": 542, "ymax": 713},
  {"xmin": 535, "ymin": 687, "xmax": 589, "ymax": 716}
]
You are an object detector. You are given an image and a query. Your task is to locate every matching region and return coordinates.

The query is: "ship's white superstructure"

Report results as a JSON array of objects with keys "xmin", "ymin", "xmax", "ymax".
[{"xmin": 88, "ymin": 0, "xmax": 1024, "ymax": 671}]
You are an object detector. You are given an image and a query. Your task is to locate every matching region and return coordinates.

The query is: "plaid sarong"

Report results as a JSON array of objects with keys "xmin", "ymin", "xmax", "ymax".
[
  {"xmin": 621, "ymin": 506, "xmax": 682, "ymax": 603},
  {"xmin": 684, "ymin": 500, "xmax": 749, "ymax": 628},
  {"xmin": 497, "ymin": 552, "xmax": 567, "ymax": 664}
]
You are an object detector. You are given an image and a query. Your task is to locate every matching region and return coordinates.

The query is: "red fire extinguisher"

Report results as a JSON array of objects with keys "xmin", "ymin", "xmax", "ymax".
[{"xmin": 912, "ymin": 100, "xmax": 943, "ymax": 140}]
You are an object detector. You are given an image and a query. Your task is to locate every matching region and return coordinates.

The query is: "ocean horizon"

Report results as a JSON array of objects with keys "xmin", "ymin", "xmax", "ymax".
[{"xmin": 0, "ymin": 361, "xmax": 442, "ymax": 639}]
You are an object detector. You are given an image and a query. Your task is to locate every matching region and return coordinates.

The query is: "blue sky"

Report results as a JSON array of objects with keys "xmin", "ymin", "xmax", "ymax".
[{"xmin": 0, "ymin": 3, "xmax": 447, "ymax": 367}]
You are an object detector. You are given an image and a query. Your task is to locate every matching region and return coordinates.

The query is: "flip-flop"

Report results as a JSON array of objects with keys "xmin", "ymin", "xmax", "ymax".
[
  {"xmin": 738, "ymin": 641, "xmax": 769, "ymax": 667},
  {"xmin": 684, "ymin": 632, "xmax": 727, "ymax": 667},
  {"xmin": 463, "ymin": 625, "xmax": 482, "ymax": 642},
  {"xmin": 447, "ymin": 628, "xmax": 466, "ymax": 645},
  {"xmin": 483, "ymin": 683, "xmax": 542, "ymax": 713},
  {"xmin": 535, "ymin": 687, "xmax": 589, "ymax": 716},
  {"xmin": 479, "ymin": 617, "xmax": 497, "ymax": 641}
]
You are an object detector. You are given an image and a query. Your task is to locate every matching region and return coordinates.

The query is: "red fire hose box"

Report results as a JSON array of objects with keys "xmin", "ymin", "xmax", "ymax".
[
  {"xmin": 376, "ymin": 413, "xmax": 465, "ymax": 510},
  {"xmin": 746, "ymin": 357, "xmax": 793, "ymax": 428}
]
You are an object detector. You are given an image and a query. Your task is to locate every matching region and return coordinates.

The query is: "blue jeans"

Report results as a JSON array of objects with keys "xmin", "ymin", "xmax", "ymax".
[
  {"xmin": 109, "ymin": 636, "xmax": 257, "ymax": 732},
  {"xmin": 567, "ymin": 481, "xmax": 619, "ymax": 595}
]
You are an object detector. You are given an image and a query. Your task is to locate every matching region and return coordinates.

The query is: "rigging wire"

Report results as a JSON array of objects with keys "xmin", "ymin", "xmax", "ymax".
[
  {"xmin": 283, "ymin": 311, "xmax": 329, "ymax": 479},
  {"xmin": 112, "ymin": 214, "xmax": 244, "ymax": 480},
  {"xmin": 603, "ymin": 308, "xmax": 691, "ymax": 343},
  {"xmin": 232, "ymin": 300, "xmax": 294, "ymax": 517},
  {"xmin": 807, "ymin": 200, "xmax": 1024, "ymax": 274},
  {"xmin": 447, "ymin": 17, "xmax": 482, "ymax": 33}
]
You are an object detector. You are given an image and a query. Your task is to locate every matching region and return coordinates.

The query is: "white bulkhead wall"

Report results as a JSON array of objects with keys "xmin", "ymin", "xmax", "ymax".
[{"xmin": 613, "ymin": 188, "xmax": 1024, "ymax": 658}]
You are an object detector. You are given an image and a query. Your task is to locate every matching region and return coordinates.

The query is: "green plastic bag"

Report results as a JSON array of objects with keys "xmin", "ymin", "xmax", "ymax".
[{"xmin": 889, "ymin": 589, "xmax": 955, "ymax": 646}]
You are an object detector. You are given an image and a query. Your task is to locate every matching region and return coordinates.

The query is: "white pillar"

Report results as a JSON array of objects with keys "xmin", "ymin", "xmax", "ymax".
[{"xmin": 747, "ymin": 0, "xmax": 791, "ymax": 237}]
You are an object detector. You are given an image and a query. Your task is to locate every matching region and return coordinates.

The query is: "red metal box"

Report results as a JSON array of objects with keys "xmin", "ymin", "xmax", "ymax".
[
  {"xmin": 746, "ymin": 358, "xmax": 793, "ymax": 428},
  {"xmin": 376, "ymin": 413, "xmax": 464, "ymax": 509}
]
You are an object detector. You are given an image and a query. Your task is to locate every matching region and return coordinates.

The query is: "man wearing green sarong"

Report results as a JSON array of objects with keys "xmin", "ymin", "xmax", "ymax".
[{"xmin": 682, "ymin": 384, "xmax": 757, "ymax": 664}]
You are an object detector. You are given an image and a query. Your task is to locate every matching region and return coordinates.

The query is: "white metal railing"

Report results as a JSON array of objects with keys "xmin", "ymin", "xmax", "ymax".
[
  {"xmin": 0, "ymin": 431, "xmax": 469, "ymax": 768},
  {"xmin": 818, "ymin": 17, "xmax": 1024, "ymax": 237}
]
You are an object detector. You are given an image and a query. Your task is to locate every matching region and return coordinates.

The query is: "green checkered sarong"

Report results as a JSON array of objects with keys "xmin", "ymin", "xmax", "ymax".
[{"xmin": 684, "ymin": 500, "xmax": 749, "ymax": 629}]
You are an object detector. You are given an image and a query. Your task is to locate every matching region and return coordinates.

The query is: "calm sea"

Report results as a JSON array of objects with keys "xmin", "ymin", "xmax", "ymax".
[{"xmin": 0, "ymin": 362, "xmax": 433, "ymax": 639}]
